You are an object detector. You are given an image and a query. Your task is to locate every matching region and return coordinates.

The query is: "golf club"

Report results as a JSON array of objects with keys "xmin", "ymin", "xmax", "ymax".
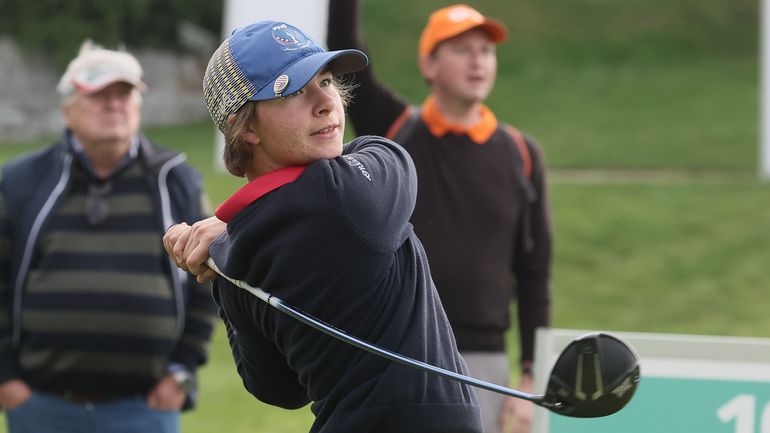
[{"xmin": 206, "ymin": 258, "xmax": 640, "ymax": 418}]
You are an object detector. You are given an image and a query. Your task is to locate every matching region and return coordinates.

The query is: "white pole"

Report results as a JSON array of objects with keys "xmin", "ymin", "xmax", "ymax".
[
  {"xmin": 214, "ymin": 0, "xmax": 330, "ymax": 171},
  {"xmin": 223, "ymin": 0, "xmax": 328, "ymax": 45},
  {"xmin": 761, "ymin": 0, "xmax": 770, "ymax": 180}
]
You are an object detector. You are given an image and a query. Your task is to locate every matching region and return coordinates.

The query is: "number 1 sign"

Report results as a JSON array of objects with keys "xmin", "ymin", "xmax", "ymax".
[{"xmin": 533, "ymin": 329, "xmax": 770, "ymax": 433}]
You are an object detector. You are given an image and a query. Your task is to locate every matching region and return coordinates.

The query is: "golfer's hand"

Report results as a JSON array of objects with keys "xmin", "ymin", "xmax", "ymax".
[
  {"xmin": 164, "ymin": 216, "xmax": 226, "ymax": 283},
  {"xmin": 164, "ymin": 222, "xmax": 192, "ymax": 271},
  {"xmin": 500, "ymin": 374, "xmax": 535, "ymax": 433},
  {"xmin": 0, "ymin": 379, "xmax": 32, "ymax": 409},
  {"xmin": 147, "ymin": 375, "xmax": 186, "ymax": 411}
]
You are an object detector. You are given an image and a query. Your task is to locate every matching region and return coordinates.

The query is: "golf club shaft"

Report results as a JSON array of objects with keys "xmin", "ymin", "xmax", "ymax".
[{"xmin": 205, "ymin": 258, "xmax": 546, "ymax": 403}]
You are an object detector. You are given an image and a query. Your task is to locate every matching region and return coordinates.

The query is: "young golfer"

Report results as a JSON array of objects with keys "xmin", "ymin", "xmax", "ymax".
[{"xmin": 163, "ymin": 21, "xmax": 482, "ymax": 432}]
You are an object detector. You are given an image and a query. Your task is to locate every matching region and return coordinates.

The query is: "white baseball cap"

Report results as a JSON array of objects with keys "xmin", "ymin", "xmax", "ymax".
[{"xmin": 57, "ymin": 40, "xmax": 147, "ymax": 97}]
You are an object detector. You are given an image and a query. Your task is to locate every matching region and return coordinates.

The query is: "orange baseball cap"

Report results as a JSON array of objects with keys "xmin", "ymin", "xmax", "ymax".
[{"xmin": 419, "ymin": 4, "xmax": 508, "ymax": 56}]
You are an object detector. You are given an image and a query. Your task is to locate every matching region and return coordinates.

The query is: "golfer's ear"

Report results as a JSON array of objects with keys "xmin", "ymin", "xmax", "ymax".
[
  {"xmin": 242, "ymin": 128, "xmax": 261, "ymax": 146},
  {"xmin": 240, "ymin": 118, "xmax": 261, "ymax": 146}
]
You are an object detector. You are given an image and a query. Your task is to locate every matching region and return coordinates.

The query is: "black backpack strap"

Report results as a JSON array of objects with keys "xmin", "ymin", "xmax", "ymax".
[
  {"xmin": 502, "ymin": 124, "xmax": 537, "ymax": 253},
  {"xmin": 386, "ymin": 106, "xmax": 422, "ymax": 143},
  {"xmin": 503, "ymin": 125, "xmax": 532, "ymax": 179}
]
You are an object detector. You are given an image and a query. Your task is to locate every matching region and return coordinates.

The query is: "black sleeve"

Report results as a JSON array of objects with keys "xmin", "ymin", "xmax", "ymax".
[
  {"xmin": 513, "ymin": 138, "xmax": 553, "ymax": 365},
  {"xmin": 327, "ymin": 0, "xmax": 410, "ymax": 136},
  {"xmin": 325, "ymin": 136, "xmax": 417, "ymax": 252},
  {"xmin": 213, "ymin": 279, "xmax": 309, "ymax": 409}
]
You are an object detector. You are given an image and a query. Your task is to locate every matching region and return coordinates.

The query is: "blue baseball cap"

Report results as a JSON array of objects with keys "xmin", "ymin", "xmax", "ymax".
[{"xmin": 203, "ymin": 20, "xmax": 368, "ymax": 131}]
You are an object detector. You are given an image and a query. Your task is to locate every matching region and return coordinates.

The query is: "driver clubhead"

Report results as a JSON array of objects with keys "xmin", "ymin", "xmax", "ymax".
[{"xmin": 542, "ymin": 332, "xmax": 640, "ymax": 418}]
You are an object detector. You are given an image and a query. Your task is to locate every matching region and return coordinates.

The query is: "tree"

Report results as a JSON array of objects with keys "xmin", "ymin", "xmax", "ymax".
[{"xmin": 0, "ymin": 0, "xmax": 223, "ymax": 68}]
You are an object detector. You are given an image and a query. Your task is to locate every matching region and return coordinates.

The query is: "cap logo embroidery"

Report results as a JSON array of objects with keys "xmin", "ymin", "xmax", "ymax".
[
  {"xmin": 273, "ymin": 74, "xmax": 289, "ymax": 97},
  {"xmin": 272, "ymin": 23, "xmax": 311, "ymax": 51}
]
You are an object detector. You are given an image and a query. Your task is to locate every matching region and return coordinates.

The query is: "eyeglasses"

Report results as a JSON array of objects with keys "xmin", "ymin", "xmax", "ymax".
[{"xmin": 86, "ymin": 182, "xmax": 112, "ymax": 225}]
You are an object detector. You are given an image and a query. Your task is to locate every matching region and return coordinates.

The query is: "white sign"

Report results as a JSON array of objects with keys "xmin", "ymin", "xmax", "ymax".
[{"xmin": 533, "ymin": 329, "xmax": 770, "ymax": 433}]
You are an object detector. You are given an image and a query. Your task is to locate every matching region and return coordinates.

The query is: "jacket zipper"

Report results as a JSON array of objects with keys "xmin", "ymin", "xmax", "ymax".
[
  {"xmin": 12, "ymin": 152, "xmax": 73, "ymax": 349},
  {"xmin": 157, "ymin": 153, "xmax": 188, "ymax": 339}
]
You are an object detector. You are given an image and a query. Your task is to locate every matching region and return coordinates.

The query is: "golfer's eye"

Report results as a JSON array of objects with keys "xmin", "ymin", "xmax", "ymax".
[
  {"xmin": 285, "ymin": 89, "xmax": 304, "ymax": 98},
  {"xmin": 320, "ymin": 78, "xmax": 332, "ymax": 88}
]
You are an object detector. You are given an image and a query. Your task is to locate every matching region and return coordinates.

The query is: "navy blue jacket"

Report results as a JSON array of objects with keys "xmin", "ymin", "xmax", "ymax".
[
  {"xmin": 0, "ymin": 133, "xmax": 213, "ymax": 381},
  {"xmin": 211, "ymin": 136, "xmax": 482, "ymax": 433}
]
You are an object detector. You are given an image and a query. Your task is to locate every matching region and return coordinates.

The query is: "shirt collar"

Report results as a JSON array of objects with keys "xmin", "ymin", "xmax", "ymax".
[
  {"xmin": 67, "ymin": 132, "xmax": 140, "ymax": 179},
  {"xmin": 215, "ymin": 166, "xmax": 307, "ymax": 223},
  {"xmin": 69, "ymin": 134, "xmax": 140, "ymax": 158},
  {"xmin": 420, "ymin": 95, "xmax": 498, "ymax": 144}
]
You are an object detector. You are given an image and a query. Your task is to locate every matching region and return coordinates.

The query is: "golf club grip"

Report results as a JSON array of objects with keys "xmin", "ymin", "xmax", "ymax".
[{"xmin": 204, "ymin": 258, "xmax": 539, "ymax": 401}]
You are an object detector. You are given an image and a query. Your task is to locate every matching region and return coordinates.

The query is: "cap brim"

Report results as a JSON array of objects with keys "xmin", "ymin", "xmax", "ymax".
[
  {"xmin": 251, "ymin": 49, "xmax": 368, "ymax": 101},
  {"xmin": 478, "ymin": 18, "xmax": 508, "ymax": 43},
  {"xmin": 421, "ymin": 17, "xmax": 509, "ymax": 56},
  {"xmin": 73, "ymin": 75, "xmax": 148, "ymax": 94}
]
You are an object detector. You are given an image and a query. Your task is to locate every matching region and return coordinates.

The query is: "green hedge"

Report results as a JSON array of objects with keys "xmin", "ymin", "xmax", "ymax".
[{"xmin": 0, "ymin": 0, "xmax": 223, "ymax": 68}]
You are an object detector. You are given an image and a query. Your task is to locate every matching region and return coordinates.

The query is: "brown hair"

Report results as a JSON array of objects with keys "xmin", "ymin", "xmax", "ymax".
[
  {"xmin": 221, "ymin": 101, "xmax": 257, "ymax": 177},
  {"xmin": 221, "ymin": 76, "xmax": 356, "ymax": 177}
]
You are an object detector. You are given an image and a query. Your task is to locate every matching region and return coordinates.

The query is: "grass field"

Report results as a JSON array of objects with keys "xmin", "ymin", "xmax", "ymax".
[{"xmin": 0, "ymin": 0, "xmax": 764, "ymax": 431}]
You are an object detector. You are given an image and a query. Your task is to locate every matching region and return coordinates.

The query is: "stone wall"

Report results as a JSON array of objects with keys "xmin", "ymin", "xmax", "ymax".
[{"xmin": 0, "ymin": 37, "xmax": 211, "ymax": 142}]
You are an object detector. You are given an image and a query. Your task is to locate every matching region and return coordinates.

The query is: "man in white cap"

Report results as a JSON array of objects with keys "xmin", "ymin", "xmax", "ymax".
[{"xmin": 0, "ymin": 40, "xmax": 217, "ymax": 433}]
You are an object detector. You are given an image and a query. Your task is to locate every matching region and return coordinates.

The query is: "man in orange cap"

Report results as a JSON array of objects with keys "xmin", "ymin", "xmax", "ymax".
[{"xmin": 328, "ymin": 3, "xmax": 553, "ymax": 432}]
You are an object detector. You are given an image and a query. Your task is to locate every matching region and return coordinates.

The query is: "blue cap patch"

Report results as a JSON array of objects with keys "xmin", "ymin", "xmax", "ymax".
[{"xmin": 271, "ymin": 23, "xmax": 312, "ymax": 51}]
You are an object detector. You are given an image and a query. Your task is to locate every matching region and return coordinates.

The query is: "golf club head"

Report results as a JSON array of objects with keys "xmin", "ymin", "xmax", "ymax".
[{"xmin": 541, "ymin": 332, "xmax": 640, "ymax": 418}]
